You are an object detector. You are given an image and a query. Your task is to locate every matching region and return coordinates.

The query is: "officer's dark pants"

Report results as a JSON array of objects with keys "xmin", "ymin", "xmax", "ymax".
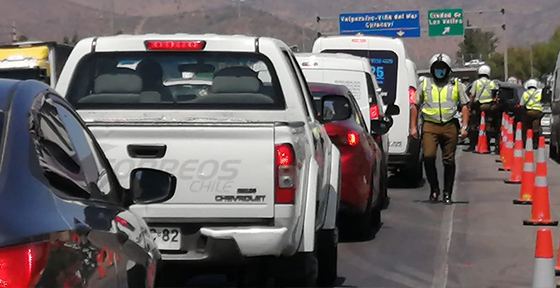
[
  {"xmin": 466, "ymin": 103, "xmax": 480, "ymax": 150},
  {"xmin": 423, "ymin": 120, "xmax": 459, "ymax": 195},
  {"xmin": 523, "ymin": 110, "xmax": 543, "ymax": 149}
]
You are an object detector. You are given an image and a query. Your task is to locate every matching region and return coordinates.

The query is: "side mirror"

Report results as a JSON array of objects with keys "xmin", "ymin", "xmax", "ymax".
[
  {"xmin": 371, "ymin": 116, "xmax": 394, "ymax": 135},
  {"xmin": 321, "ymin": 95, "xmax": 352, "ymax": 122},
  {"xmin": 385, "ymin": 104, "xmax": 401, "ymax": 116},
  {"xmin": 129, "ymin": 168, "xmax": 176, "ymax": 205}
]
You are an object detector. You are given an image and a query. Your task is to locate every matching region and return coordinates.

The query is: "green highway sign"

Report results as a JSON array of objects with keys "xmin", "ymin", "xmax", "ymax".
[{"xmin": 428, "ymin": 8, "xmax": 464, "ymax": 37}]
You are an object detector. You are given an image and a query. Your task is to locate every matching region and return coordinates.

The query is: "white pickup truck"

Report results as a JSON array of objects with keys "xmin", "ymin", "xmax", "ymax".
[{"xmin": 55, "ymin": 34, "xmax": 344, "ymax": 286}]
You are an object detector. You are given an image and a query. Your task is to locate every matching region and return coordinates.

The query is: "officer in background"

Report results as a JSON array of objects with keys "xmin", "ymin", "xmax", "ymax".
[
  {"xmin": 464, "ymin": 65, "xmax": 499, "ymax": 152},
  {"xmin": 521, "ymin": 79, "xmax": 543, "ymax": 149},
  {"xmin": 410, "ymin": 53, "xmax": 470, "ymax": 204}
]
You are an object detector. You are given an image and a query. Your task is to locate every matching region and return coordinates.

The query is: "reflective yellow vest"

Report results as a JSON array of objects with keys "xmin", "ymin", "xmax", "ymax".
[
  {"xmin": 421, "ymin": 78, "xmax": 462, "ymax": 124},
  {"xmin": 473, "ymin": 77, "xmax": 497, "ymax": 104},
  {"xmin": 523, "ymin": 89, "xmax": 543, "ymax": 111}
]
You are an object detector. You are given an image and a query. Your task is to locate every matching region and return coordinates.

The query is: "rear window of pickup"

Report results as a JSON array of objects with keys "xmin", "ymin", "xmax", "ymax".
[{"xmin": 66, "ymin": 52, "xmax": 285, "ymax": 110}]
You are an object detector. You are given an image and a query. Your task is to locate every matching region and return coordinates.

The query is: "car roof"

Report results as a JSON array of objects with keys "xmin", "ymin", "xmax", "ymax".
[
  {"xmin": 308, "ymin": 82, "xmax": 350, "ymax": 96},
  {"xmin": 314, "ymin": 35, "xmax": 409, "ymax": 58},
  {"xmin": 295, "ymin": 53, "xmax": 371, "ymax": 72},
  {"xmin": 82, "ymin": 33, "xmax": 288, "ymax": 53}
]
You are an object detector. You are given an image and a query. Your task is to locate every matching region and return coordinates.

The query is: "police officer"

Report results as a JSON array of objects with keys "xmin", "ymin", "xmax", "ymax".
[
  {"xmin": 464, "ymin": 65, "xmax": 499, "ymax": 152},
  {"xmin": 411, "ymin": 53, "xmax": 470, "ymax": 204},
  {"xmin": 522, "ymin": 79, "xmax": 543, "ymax": 149}
]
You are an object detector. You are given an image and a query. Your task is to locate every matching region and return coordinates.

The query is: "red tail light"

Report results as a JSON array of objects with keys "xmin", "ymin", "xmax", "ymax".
[
  {"xmin": 347, "ymin": 132, "xmax": 359, "ymax": 146},
  {"xmin": 145, "ymin": 40, "xmax": 206, "ymax": 51},
  {"xmin": 409, "ymin": 87, "xmax": 417, "ymax": 105},
  {"xmin": 275, "ymin": 144, "xmax": 297, "ymax": 204},
  {"xmin": 370, "ymin": 105, "xmax": 380, "ymax": 120},
  {"xmin": 0, "ymin": 242, "xmax": 50, "ymax": 287}
]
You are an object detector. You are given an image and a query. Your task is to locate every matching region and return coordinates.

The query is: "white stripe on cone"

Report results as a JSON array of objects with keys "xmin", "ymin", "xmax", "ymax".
[{"xmin": 532, "ymin": 258, "xmax": 555, "ymax": 288}]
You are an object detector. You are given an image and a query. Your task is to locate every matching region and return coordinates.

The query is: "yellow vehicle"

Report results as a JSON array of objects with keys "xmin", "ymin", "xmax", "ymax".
[{"xmin": 0, "ymin": 41, "xmax": 73, "ymax": 87}]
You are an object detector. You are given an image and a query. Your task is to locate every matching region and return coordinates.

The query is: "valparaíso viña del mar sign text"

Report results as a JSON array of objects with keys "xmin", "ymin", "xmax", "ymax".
[{"xmin": 339, "ymin": 11, "xmax": 421, "ymax": 38}]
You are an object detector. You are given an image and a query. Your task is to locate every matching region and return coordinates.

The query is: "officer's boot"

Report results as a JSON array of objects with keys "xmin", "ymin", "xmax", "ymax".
[
  {"xmin": 463, "ymin": 129, "xmax": 477, "ymax": 152},
  {"xmin": 443, "ymin": 161, "xmax": 456, "ymax": 205},
  {"xmin": 424, "ymin": 157, "xmax": 440, "ymax": 202}
]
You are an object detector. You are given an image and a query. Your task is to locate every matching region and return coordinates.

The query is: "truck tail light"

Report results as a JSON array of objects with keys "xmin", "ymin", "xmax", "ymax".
[
  {"xmin": 347, "ymin": 132, "xmax": 359, "ymax": 146},
  {"xmin": 409, "ymin": 87, "xmax": 417, "ymax": 105},
  {"xmin": 275, "ymin": 144, "xmax": 297, "ymax": 204},
  {"xmin": 0, "ymin": 242, "xmax": 50, "ymax": 288},
  {"xmin": 370, "ymin": 105, "xmax": 380, "ymax": 120},
  {"xmin": 144, "ymin": 40, "xmax": 206, "ymax": 51}
]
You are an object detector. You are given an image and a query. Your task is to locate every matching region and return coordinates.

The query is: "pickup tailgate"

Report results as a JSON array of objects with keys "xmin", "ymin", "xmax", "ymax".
[{"xmin": 88, "ymin": 123, "xmax": 275, "ymax": 218}]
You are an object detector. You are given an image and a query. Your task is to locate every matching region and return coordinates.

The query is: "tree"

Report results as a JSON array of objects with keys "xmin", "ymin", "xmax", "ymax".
[{"xmin": 456, "ymin": 28, "xmax": 499, "ymax": 63}]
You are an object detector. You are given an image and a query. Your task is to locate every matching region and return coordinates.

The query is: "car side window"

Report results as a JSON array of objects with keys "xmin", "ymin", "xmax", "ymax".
[
  {"xmin": 348, "ymin": 92, "xmax": 369, "ymax": 133},
  {"xmin": 29, "ymin": 96, "xmax": 90, "ymax": 199},
  {"xmin": 365, "ymin": 73, "xmax": 378, "ymax": 105},
  {"xmin": 53, "ymin": 102, "xmax": 121, "ymax": 204}
]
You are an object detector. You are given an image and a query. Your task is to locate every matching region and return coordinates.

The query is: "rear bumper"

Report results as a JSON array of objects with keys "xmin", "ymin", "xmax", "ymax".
[
  {"xmin": 339, "ymin": 154, "xmax": 369, "ymax": 213},
  {"xmin": 388, "ymin": 136, "xmax": 422, "ymax": 168},
  {"xmin": 156, "ymin": 224, "xmax": 292, "ymax": 264}
]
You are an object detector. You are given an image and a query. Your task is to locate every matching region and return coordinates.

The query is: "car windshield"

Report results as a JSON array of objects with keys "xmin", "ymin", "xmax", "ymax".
[{"xmin": 66, "ymin": 52, "xmax": 285, "ymax": 110}]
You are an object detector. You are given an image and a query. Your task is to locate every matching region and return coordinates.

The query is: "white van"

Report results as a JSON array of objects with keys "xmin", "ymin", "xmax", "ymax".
[{"xmin": 312, "ymin": 35, "xmax": 423, "ymax": 186}]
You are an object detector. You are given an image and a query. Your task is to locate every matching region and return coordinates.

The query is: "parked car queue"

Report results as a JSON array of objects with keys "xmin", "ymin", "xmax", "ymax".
[{"xmin": 0, "ymin": 33, "xmax": 420, "ymax": 287}]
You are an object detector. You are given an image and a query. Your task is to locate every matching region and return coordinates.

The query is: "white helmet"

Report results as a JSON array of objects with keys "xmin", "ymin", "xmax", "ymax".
[
  {"xmin": 525, "ymin": 79, "xmax": 538, "ymax": 89},
  {"xmin": 418, "ymin": 76, "xmax": 426, "ymax": 83},
  {"xmin": 507, "ymin": 76, "xmax": 518, "ymax": 84},
  {"xmin": 477, "ymin": 65, "xmax": 491, "ymax": 77},
  {"xmin": 429, "ymin": 53, "xmax": 452, "ymax": 69}
]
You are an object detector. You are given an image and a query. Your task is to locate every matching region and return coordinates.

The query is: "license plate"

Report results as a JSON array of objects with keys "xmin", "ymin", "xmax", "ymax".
[{"xmin": 149, "ymin": 227, "xmax": 181, "ymax": 250}]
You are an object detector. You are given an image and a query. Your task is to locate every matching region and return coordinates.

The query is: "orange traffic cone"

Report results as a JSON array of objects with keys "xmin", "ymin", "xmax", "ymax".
[
  {"xmin": 555, "ymin": 237, "xmax": 560, "ymax": 276},
  {"xmin": 496, "ymin": 113, "xmax": 507, "ymax": 163},
  {"xmin": 513, "ymin": 129, "xmax": 535, "ymax": 205},
  {"xmin": 532, "ymin": 229, "xmax": 556, "ymax": 287},
  {"xmin": 97, "ymin": 249, "xmax": 107, "ymax": 278},
  {"xmin": 499, "ymin": 117, "xmax": 514, "ymax": 171},
  {"xmin": 523, "ymin": 136, "xmax": 558, "ymax": 226},
  {"xmin": 505, "ymin": 121, "xmax": 523, "ymax": 184},
  {"xmin": 476, "ymin": 112, "xmax": 490, "ymax": 154}
]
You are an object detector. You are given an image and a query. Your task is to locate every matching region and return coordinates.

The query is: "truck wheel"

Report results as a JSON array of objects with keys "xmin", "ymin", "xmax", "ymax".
[
  {"xmin": 550, "ymin": 142, "xmax": 558, "ymax": 162},
  {"xmin": 317, "ymin": 228, "xmax": 338, "ymax": 287},
  {"xmin": 354, "ymin": 198, "xmax": 373, "ymax": 240},
  {"xmin": 274, "ymin": 253, "xmax": 318, "ymax": 287},
  {"xmin": 380, "ymin": 167, "xmax": 390, "ymax": 210},
  {"xmin": 404, "ymin": 158, "xmax": 423, "ymax": 188}
]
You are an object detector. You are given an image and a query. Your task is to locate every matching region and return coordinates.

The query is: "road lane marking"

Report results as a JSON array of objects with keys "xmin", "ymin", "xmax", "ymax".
[{"xmin": 431, "ymin": 149, "xmax": 462, "ymax": 288}]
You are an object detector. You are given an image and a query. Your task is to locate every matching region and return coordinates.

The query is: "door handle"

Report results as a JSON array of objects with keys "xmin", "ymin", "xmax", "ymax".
[{"xmin": 127, "ymin": 144, "xmax": 167, "ymax": 159}]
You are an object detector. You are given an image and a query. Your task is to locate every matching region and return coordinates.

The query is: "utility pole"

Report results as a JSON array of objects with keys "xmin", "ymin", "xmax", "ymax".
[
  {"xmin": 530, "ymin": 44, "xmax": 534, "ymax": 78},
  {"xmin": 111, "ymin": 0, "xmax": 115, "ymax": 35},
  {"xmin": 11, "ymin": 21, "xmax": 16, "ymax": 42}
]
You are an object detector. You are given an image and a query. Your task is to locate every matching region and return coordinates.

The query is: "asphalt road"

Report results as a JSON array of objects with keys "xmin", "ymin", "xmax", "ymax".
[{"xmin": 167, "ymin": 144, "xmax": 560, "ymax": 288}]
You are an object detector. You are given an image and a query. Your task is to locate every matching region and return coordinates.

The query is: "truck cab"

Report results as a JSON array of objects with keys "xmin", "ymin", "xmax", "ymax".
[{"xmin": 0, "ymin": 41, "xmax": 73, "ymax": 87}]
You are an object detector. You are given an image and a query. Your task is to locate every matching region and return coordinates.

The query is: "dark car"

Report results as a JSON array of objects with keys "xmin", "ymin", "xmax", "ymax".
[
  {"xmin": 0, "ymin": 79, "xmax": 177, "ymax": 287},
  {"xmin": 310, "ymin": 82, "xmax": 392, "ymax": 239}
]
